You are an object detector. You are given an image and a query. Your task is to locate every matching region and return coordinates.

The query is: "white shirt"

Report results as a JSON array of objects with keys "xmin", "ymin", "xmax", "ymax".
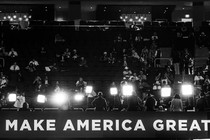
[
  {"xmin": 29, "ymin": 60, "xmax": 39, "ymax": 66},
  {"xmin": 8, "ymin": 51, "xmax": 18, "ymax": 57},
  {"xmin": 10, "ymin": 65, "xmax": 20, "ymax": 71}
]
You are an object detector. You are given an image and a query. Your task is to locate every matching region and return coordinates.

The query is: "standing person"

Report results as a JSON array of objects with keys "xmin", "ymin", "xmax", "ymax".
[
  {"xmin": 127, "ymin": 92, "xmax": 142, "ymax": 111},
  {"xmin": 76, "ymin": 77, "xmax": 87, "ymax": 93},
  {"xmin": 91, "ymin": 92, "xmax": 107, "ymax": 111},
  {"xmin": 14, "ymin": 92, "xmax": 25, "ymax": 111},
  {"xmin": 195, "ymin": 92, "xmax": 207, "ymax": 111},
  {"xmin": 170, "ymin": 94, "xmax": 183, "ymax": 112},
  {"xmin": 144, "ymin": 93, "xmax": 157, "ymax": 111}
]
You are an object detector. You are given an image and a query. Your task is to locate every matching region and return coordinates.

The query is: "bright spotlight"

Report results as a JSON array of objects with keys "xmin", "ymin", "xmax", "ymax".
[
  {"xmin": 122, "ymin": 85, "xmax": 133, "ymax": 96},
  {"xmin": 25, "ymin": 18, "xmax": 29, "ymax": 21},
  {"xmin": 24, "ymin": 15, "xmax": 27, "ymax": 18},
  {"xmin": 185, "ymin": 14, "xmax": 190, "ymax": 18},
  {"xmin": 13, "ymin": 15, "xmax": 17, "ymax": 19},
  {"xmin": 85, "ymin": 86, "xmax": 93, "ymax": 94},
  {"xmin": 161, "ymin": 87, "xmax": 171, "ymax": 98},
  {"xmin": 37, "ymin": 94, "xmax": 46, "ymax": 103},
  {"xmin": 8, "ymin": 93, "xmax": 16, "ymax": 102},
  {"xmin": 8, "ymin": 16, "xmax": 11, "ymax": 19},
  {"xmin": 181, "ymin": 84, "xmax": 193, "ymax": 96},
  {"xmin": 74, "ymin": 93, "xmax": 84, "ymax": 102},
  {"xmin": 3, "ymin": 16, "xmax": 6, "ymax": 20},
  {"xmin": 52, "ymin": 91, "xmax": 68, "ymax": 105},
  {"xmin": 18, "ymin": 17, "xmax": 22, "ymax": 21},
  {"xmin": 110, "ymin": 87, "xmax": 118, "ymax": 96}
]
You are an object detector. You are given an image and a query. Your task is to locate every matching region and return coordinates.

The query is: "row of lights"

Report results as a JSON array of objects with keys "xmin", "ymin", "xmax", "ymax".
[
  {"xmin": 120, "ymin": 14, "xmax": 150, "ymax": 22},
  {"xmin": 7, "ymin": 83, "xmax": 194, "ymax": 106},
  {"xmin": 2, "ymin": 14, "xmax": 31, "ymax": 22}
]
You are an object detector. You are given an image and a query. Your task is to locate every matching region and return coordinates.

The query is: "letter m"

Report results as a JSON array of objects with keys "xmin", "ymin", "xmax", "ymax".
[{"xmin": 6, "ymin": 120, "xmax": 17, "ymax": 131}]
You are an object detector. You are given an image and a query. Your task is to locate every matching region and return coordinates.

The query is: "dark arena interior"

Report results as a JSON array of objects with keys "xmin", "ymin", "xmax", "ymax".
[{"xmin": 0, "ymin": 0, "xmax": 210, "ymax": 140}]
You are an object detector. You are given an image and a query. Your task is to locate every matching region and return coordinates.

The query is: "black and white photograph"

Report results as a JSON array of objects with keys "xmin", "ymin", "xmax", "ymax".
[{"xmin": 0, "ymin": 0, "xmax": 210, "ymax": 140}]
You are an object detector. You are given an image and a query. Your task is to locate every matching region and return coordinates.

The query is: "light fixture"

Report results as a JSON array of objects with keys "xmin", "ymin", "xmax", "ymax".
[
  {"xmin": 185, "ymin": 14, "xmax": 190, "ymax": 18},
  {"xmin": 161, "ymin": 87, "xmax": 171, "ymax": 98},
  {"xmin": 181, "ymin": 84, "xmax": 193, "ymax": 96},
  {"xmin": 110, "ymin": 87, "xmax": 118, "ymax": 96},
  {"xmin": 122, "ymin": 84, "xmax": 133, "ymax": 96},
  {"xmin": 52, "ymin": 91, "xmax": 68, "ymax": 105},
  {"xmin": 85, "ymin": 86, "xmax": 93, "ymax": 94},
  {"xmin": 8, "ymin": 93, "xmax": 17, "ymax": 102},
  {"xmin": 37, "ymin": 94, "xmax": 46, "ymax": 103},
  {"xmin": 74, "ymin": 93, "xmax": 84, "ymax": 102}
]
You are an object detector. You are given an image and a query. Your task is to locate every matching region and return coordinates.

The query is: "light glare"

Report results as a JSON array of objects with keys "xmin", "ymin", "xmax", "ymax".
[
  {"xmin": 110, "ymin": 87, "xmax": 118, "ymax": 96},
  {"xmin": 37, "ymin": 94, "xmax": 46, "ymax": 103},
  {"xmin": 122, "ymin": 85, "xmax": 133, "ymax": 96},
  {"xmin": 161, "ymin": 87, "xmax": 171, "ymax": 97},
  {"xmin": 8, "ymin": 93, "xmax": 16, "ymax": 102},
  {"xmin": 181, "ymin": 84, "xmax": 193, "ymax": 96}
]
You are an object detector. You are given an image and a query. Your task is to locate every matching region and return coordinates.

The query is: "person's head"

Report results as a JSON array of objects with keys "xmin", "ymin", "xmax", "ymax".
[
  {"xmin": 98, "ymin": 92, "xmax": 103, "ymax": 97},
  {"xmin": 200, "ymin": 92, "xmax": 205, "ymax": 98},
  {"xmin": 13, "ymin": 62, "xmax": 17, "ymax": 65},
  {"xmin": 104, "ymin": 52, "xmax": 107, "ymax": 55},
  {"xmin": 174, "ymin": 94, "xmax": 181, "ymax": 99},
  {"xmin": 79, "ymin": 77, "xmax": 83, "ymax": 81},
  {"xmin": 139, "ymin": 70, "xmax": 143, "ymax": 75},
  {"xmin": 22, "ymin": 102, "xmax": 29, "ymax": 109},
  {"xmin": 11, "ymin": 48, "xmax": 14, "ymax": 51},
  {"xmin": 81, "ymin": 57, "xmax": 84, "ymax": 60}
]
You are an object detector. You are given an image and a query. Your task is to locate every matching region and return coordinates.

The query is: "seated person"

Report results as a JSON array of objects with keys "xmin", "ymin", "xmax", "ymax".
[
  {"xmin": 79, "ymin": 57, "xmax": 88, "ymax": 67},
  {"xmin": 26, "ymin": 59, "xmax": 39, "ymax": 72},
  {"xmin": 10, "ymin": 62, "xmax": 20, "ymax": 72},
  {"xmin": 8, "ymin": 48, "xmax": 18, "ymax": 58},
  {"xmin": 76, "ymin": 77, "xmax": 87, "ymax": 92}
]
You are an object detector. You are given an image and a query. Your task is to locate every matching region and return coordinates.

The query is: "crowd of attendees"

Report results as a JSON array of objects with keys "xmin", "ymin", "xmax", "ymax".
[{"xmin": 0, "ymin": 25, "xmax": 210, "ymax": 112}]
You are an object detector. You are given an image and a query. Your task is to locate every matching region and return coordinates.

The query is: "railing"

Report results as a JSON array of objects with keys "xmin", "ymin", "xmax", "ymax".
[
  {"xmin": 194, "ymin": 57, "xmax": 208, "ymax": 68},
  {"xmin": 154, "ymin": 57, "xmax": 172, "ymax": 67}
]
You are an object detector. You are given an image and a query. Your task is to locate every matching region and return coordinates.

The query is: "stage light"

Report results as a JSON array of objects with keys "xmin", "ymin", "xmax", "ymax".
[
  {"xmin": 144, "ymin": 17, "xmax": 147, "ymax": 20},
  {"xmin": 181, "ymin": 84, "xmax": 193, "ymax": 96},
  {"xmin": 37, "ymin": 94, "xmax": 46, "ymax": 103},
  {"xmin": 13, "ymin": 15, "xmax": 17, "ymax": 19},
  {"xmin": 129, "ymin": 18, "xmax": 133, "ymax": 22},
  {"xmin": 52, "ymin": 91, "xmax": 68, "ymax": 105},
  {"xmin": 135, "ymin": 16, "xmax": 139, "ymax": 19},
  {"xmin": 161, "ymin": 87, "xmax": 171, "ymax": 98},
  {"xmin": 24, "ymin": 15, "xmax": 27, "ymax": 18},
  {"xmin": 185, "ymin": 14, "xmax": 190, "ymax": 18},
  {"xmin": 25, "ymin": 18, "xmax": 29, "ymax": 21},
  {"xmin": 140, "ymin": 16, "xmax": 143, "ymax": 19},
  {"xmin": 85, "ymin": 86, "xmax": 93, "ymax": 94},
  {"xmin": 125, "ymin": 16, "xmax": 128, "ymax": 19},
  {"xmin": 8, "ymin": 93, "xmax": 16, "ymax": 102},
  {"xmin": 110, "ymin": 87, "xmax": 118, "ymax": 96},
  {"xmin": 29, "ymin": 15, "xmax": 32, "ymax": 18},
  {"xmin": 18, "ymin": 17, "xmax": 22, "ymax": 21},
  {"xmin": 120, "ymin": 16, "xmax": 123, "ymax": 19},
  {"xmin": 8, "ymin": 16, "xmax": 11, "ymax": 19},
  {"xmin": 122, "ymin": 84, "xmax": 133, "ymax": 96},
  {"xmin": 74, "ymin": 93, "xmax": 84, "ymax": 102},
  {"xmin": 3, "ymin": 16, "xmax": 6, "ymax": 20},
  {"xmin": 10, "ymin": 18, "xmax": 13, "ymax": 21}
]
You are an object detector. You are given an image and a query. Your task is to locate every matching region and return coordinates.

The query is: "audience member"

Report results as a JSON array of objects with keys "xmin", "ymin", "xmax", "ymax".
[
  {"xmin": 92, "ymin": 92, "xmax": 107, "ymax": 111},
  {"xmin": 170, "ymin": 94, "xmax": 183, "ymax": 112}
]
